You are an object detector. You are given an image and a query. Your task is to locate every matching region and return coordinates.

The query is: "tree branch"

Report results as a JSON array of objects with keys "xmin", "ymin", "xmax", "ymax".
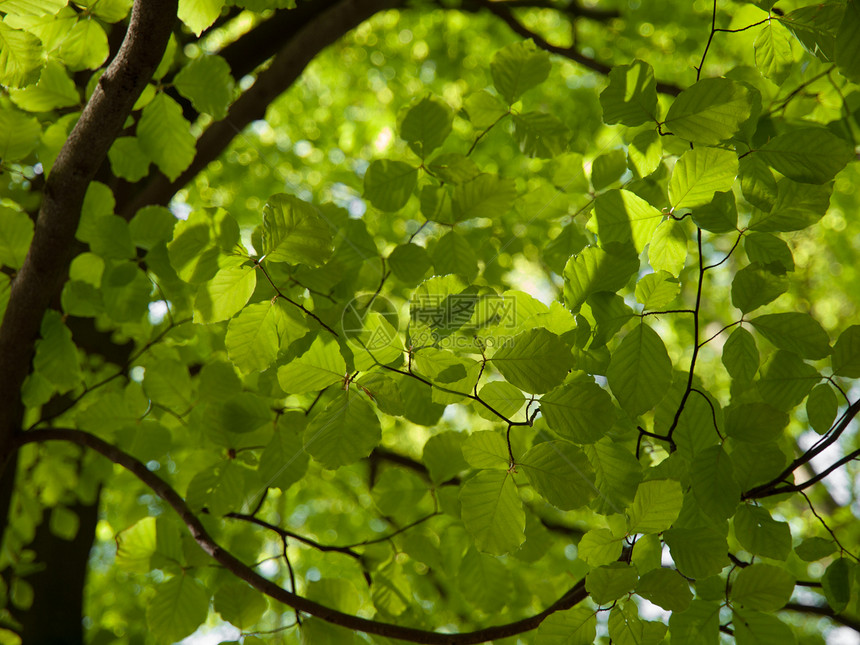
[
  {"xmin": 15, "ymin": 428, "xmax": 590, "ymax": 644},
  {"xmin": 0, "ymin": 0, "xmax": 178, "ymax": 476}
]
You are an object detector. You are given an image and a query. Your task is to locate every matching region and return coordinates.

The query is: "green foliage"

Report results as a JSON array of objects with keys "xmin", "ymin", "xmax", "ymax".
[{"xmin": 3, "ymin": 2, "xmax": 860, "ymax": 644}]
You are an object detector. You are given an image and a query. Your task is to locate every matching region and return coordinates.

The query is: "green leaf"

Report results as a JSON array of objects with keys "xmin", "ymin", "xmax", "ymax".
[
  {"xmin": 648, "ymin": 219, "xmax": 687, "ymax": 276},
  {"xmin": 608, "ymin": 601, "xmax": 667, "ymax": 645},
  {"xmin": 452, "ymin": 173, "xmax": 517, "ymax": 221},
  {"xmin": 750, "ymin": 180, "xmax": 832, "ymax": 232},
  {"xmin": 226, "ymin": 301, "xmax": 304, "ymax": 375},
  {"xmin": 490, "ymin": 328, "xmax": 573, "ymax": 394},
  {"xmin": 836, "ymin": 0, "xmax": 860, "ymax": 82},
  {"xmin": 258, "ymin": 414, "xmax": 308, "ymax": 491},
  {"xmin": 823, "ymin": 557, "xmax": 853, "ymax": 612},
  {"xmin": 586, "ymin": 562, "xmax": 639, "ymax": 604},
  {"xmin": 108, "ymin": 136, "xmax": 150, "ymax": 182},
  {"xmin": 636, "ymin": 568, "xmax": 692, "ymax": 612},
  {"xmin": 101, "ymin": 262, "xmax": 151, "ymax": 323},
  {"xmin": 387, "ymin": 243, "xmax": 431, "ymax": 285},
  {"xmin": 668, "ymin": 147, "xmax": 738, "ymax": 210},
  {"xmin": 278, "ymin": 337, "xmax": 346, "ymax": 394},
  {"xmin": 0, "ymin": 20, "xmax": 43, "ymax": 87},
  {"xmin": 512, "ymin": 111, "xmax": 569, "ymax": 158},
  {"xmin": 0, "ymin": 0, "xmax": 66, "ymax": 16},
  {"xmin": 540, "ymin": 381, "xmax": 613, "ymax": 444},
  {"xmin": 137, "ymin": 93, "xmax": 196, "ymax": 182},
  {"xmin": 806, "ymin": 383, "xmax": 837, "ymax": 433},
  {"xmin": 146, "ymin": 575, "xmax": 210, "ymax": 644},
  {"xmin": 757, "ymin": 350, "xmax": 818, "ymax": 410},
  {"xmin": 564, "ymin": 245, "xmax": 639, "ymax": 311},
  {"xmin": 669, "ymin": 600, "xmax": 721, "ymax": 645},
  {"xmin": 475, "ymin": 381, "xmax": 524, "ymax": 422},
  {"xmin": 739, "ymin": 156, "xmax": 778, "ymax": 212},
  {"xmin": 725, "ymin": 402, "xmax": 788, "ymax": 443},
  {"xmin": 458, "ymin": 548, "xmax": 512, "ymax": 613},
  {"xmin": 795, "ymin": 537, "xmax": 836, "ymax": 562},
  {"xmin": 758, "ymin": 128, "xmax": 853, "ymax": 184},
  {"xmin": 422, "ymin": 431, "xmax": 468, "ymax": 484},
  {"xmin": 733, "ymin": 504, "xmax": 791, "ymax": 560},
  {"xmin": 535, "ymin": 606, "xmax": 596, "ymax": 645},
  {"xmin": 750, "ymin": 312, "xmax": 830, "ymax": 359},
  {"xmin": 400, "ymin": 94, "xmax": 452, "ymax": 158},
  {"xmin": 33, "ymin": 311, "xmax": 81, "ymax": 393},
  {"xmin": 755, "ymin": 20, "xmax": 793, "ymax": 84},
  {"xmin": 722, "ymin": 326, "xmax": 759, "ymax": 382},
  {"xmin": 627, "ymin": 479, "xmax": 683, "ymax": 534},
  {"xmin": 426, "ymin": 153, "xmax": 480, "ymax": 184},
  {"xmin": 373, "ymin": 468, "xmax": 428, "ymax": 517},
  {"xmin": 74, "ymin": 0, "xmax": 133, "ymax": 21},
  {"xmin": 733, "ymin": 609, "xmax": 796, "ymax": 645},
  {"xmin": 363, "ymin": 159, "xmax": 418, "ymax": 212},
  {"xmin": 462, "ymin": 431, "xmax": 509, "ymax": 469},
  {"xmin": 832, "ymin": 325, "xmax": 860, "ymax": 377},
  {"xmin": 628, "ymin": 130, "xmax": 662, "ymax": 178},
  {"xmin": 744, "ymin": 232, "xmax": 793, "ymax": 272},
  {"xmin": 464, "ymin": 89, "xmax": 508, "ymax": 129},
  {"xmin": 303, "ymin": 391, "xmax": 381, "ymax": 468},
  {"xmin": 664, "ymin": 78, "xmax": 752, "ymax": 145},
  {"xmin": 593, "ymin": 189, "xmax": 663, "ymax": 252},
  {"xmin": 115, "ymin": 517, "xmax": 157, "ymax": 573},
  {"xmin": 635, "ymin": 271, "xmax": 680, "ymax": 310},
  {"xmin": 607, "ymin": 323, "xmax": 673, "ymax": 417},
  {"xmin": 460, "ymin": 469, "xmax": 525, "ymax": 555},
  {"xmin": 779, "ymin": 3, "xmax": 841, "ymax": 61},
  {"xmin": 519, "ymin": 440, "xmax": 595, "ymax": 510},
  {"xmin": 691, "ymin": 191, "xmax": 737, "ymax": 233},
  {"xmin": 691, "ymin": 446, "xmax": 740, "ymax": 520},
  {"xmin": 193, "ymin": 262, "xmax": 256, "ymax": 324},
  {"xmin": 664, "ymin": 527, "xmax": 729, "ymax": 578},
  {"xmin": 262, "ymin": 193, "xmax": 333, "ymax": 266},
  {"xmin": 600, "ymin": 59, "xmax": 657, "ymax": 126},
  {"xmin": 490, "ymin": 39, "xmax": 551, "ymax": 104},
  {"xmin": 8, "ymin": 61, "xmax": 78, "ymax": 111},
  {"xmin": 214, "ymin": 581, "xmax": 267, "ymax": 629},
  {"xmin": 59, "ymin": 18, "xmax": 108, "ymax": 70},
  {"xmin": 0, "ymin": 207, "xmax": 33, "ymax": 269},
  {"xmin": 178, "ymin": 0, "xmax": 224, "ymax": 35},
  {"xmin": 174, "ymin": 54, "xmax": 234, "ymax": 120},
  {"xmin": 732, "ymin": 563, "xmax": 794, "ymax": 611},
  {"xmin": 586, "ymin": 439, "xmax": 642, "ymax": 515},
  {"xmin": 432, "ymin": 230, "xmax": 478, "ymax": 282},
  {"xmin": 731, "ymin": 263, "xmax": 788, "ymax": 313},
  {"xmin": 0, "ymin": 106, "xmax": 40, "ymax": 161},
  {"xmin": 578, "ymin": 528, "xmax": 624, "ymax": 566}
]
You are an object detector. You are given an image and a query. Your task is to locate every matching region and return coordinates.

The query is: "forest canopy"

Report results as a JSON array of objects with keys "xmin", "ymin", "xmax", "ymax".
[{"xmin": 1, "ymin": 0, "xmax": 860, "ymax": 644}]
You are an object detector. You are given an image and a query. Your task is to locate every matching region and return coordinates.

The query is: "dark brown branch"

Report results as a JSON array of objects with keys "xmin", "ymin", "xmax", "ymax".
[
  {"xmin": 117, "ymin": 0, "xmax": 402, "ymax": 218},
  {"xmin": 0, "ymin": 0, "xmax": 178, "ymax": 475},
  {"xmin": 15, "ymin": 428, "xmax": 591, "ymax": 643}
]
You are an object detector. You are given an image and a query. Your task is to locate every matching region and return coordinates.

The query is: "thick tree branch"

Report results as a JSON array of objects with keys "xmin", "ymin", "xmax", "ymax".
[
  {"xmin": 0, "ymin": 0, "xmax": 177, "ymax": 475},
  {"xmin": 15, "ymin": 428, "xmax": 589, "ymax": 644},
  {"xmin": 117, "ymin": 0, "xmax": 402, "ymax": 218}
]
